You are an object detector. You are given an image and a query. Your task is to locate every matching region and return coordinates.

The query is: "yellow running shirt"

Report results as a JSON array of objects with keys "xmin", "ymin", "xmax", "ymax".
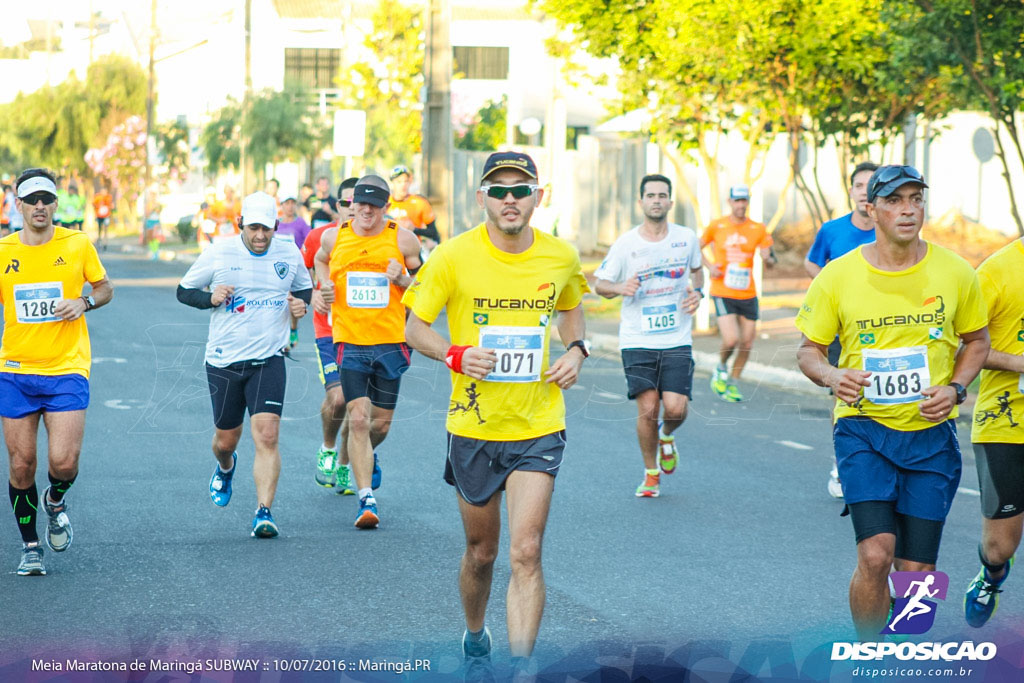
[
  {"xmin": 0, "ymin": 228, "xmax": 107, "ymax": 378},
  {"xmin": 795, "ymin": 243, "xmax": 987, "ymax": 431},
  {"xmin": 403, "ymin": 224, "xmax": 589, "ymax": 440},
  {"xmin": 972, "ymin": 238, "xmax": 1024, "ymax": 443}
]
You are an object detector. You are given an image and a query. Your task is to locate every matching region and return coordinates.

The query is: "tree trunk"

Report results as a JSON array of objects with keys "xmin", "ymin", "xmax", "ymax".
[
  {"xmin": 992, "ymin": 120, "xmax": 1024, "ymax": 237},
  {"xmin": 662, "ymin": 143, "xmax": 704, "ymax": 229}
]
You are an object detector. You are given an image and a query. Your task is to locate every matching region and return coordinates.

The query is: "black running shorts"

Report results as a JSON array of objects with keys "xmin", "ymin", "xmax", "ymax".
[
  {"xmin": 973, "ymin": 442, "xmax": 1024, "ymax": 519},
  {"xmin": 712, "ymin": 295, "xmax": 759, "ymax": 321},
  {"xmin": 444, "ymin": 430, "xmax": 566, "ymax": 506},
  {"xmin": 205, "ymin": 355, "xmax": 286, "ymax": 430},
  {"xmin": 620, "ymin": 345, "xmax": 694, "ymax": 400}
]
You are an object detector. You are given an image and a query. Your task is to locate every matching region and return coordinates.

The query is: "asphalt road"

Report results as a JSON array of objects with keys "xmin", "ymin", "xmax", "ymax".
[{"xmin": 0, "ymin": 252, "xmax": 1019, "ymax": 681}]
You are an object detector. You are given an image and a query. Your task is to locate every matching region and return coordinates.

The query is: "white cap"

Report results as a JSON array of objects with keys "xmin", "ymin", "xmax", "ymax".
[
  {"xmin": 729, "ymin": 184, "xmax": 750, "ymax": 200},
  {"xmin": 240, "ymin": 191, "xmax": 278, "ymax": 228},
  {"xmin": 17, "ymin": 176, "xmax": 58, "ymax": 199}
]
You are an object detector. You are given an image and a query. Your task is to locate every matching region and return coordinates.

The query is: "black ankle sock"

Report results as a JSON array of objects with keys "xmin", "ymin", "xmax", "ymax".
[
  {"xmin": 979, "ymin": 545, "xmax": 1008, "ymax": 576},
  {"xmin": 46, "ymin": 472, "xmax": 77, "ymax": 503},
  {"xmin": 9, "ymin": 482, "xmax": 39, "ymax": 544}
]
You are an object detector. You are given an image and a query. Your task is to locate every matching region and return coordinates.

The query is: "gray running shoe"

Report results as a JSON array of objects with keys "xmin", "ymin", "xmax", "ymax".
[
  {"xmin": 42, "ymin": 487, "xmax": 72, "ymax": 552},
  {"xmin": 17, "ymin": 542, "xmax": 46, "ymax": 576}
]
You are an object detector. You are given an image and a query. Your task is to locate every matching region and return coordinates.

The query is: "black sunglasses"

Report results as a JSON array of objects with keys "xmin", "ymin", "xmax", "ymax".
[
  {"xmin": 339, "ymin": 199, "xmax": 351, "ymax": 208},
  {"xmin": 480, "ymin": 184, "xmax": 539, "ymax": 200},
  {"xmin": 21, "ymin": 192, "xmax": 56, "ymax": 206}
]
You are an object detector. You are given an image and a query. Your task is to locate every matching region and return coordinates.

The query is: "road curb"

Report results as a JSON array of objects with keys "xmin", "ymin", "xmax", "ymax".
[{"xmin": 591, "ymin": 332, "xmax": 824, "ymax": 397}]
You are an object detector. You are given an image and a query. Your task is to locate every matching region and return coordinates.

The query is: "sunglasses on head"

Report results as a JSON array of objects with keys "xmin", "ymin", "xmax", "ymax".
[
  {"xmin": 21, "ymin": 192, "xmax": 56, "ymax": 206},
  {"xmin": 480, "ymin": 184, "xmax": 539, "ymax": 200},
  {"xmin": 869, "ymin": 165, "xmax": 924, "ymax": 198}
]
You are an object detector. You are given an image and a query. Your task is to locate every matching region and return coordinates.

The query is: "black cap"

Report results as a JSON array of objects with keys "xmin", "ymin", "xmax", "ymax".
[
  {"xmin": 867, "ymin": 165, "xmax": 929, "ymax": 203},
  {"xmin": 481, "ymin": 151, "xmax": 538, "ymax": 181},
  {"xmin": 351, "ymin": 175, "xmax": 390, "ymax": 208}
]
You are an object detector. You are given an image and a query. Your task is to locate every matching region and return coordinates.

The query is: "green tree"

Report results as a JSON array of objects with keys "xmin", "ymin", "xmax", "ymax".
[
  {"xmin": 455, "ymin": 98, "xmax": 507, "ymax": 152},
  {"xmin": 335, "ymin": 0, "xmax": 424, "ymax": 169},
  {"xmin": 243, "ymin": 89, "xmax": 325, "ymax": 174},
  {"xmin": 200, "ymin": 99, "xmax": 242, "ymax": 174},
  {"xmin": 155, "ymin": 119, "xmax": 191, "ymax": 177},
  {"xmin": 908, "ymin": 0, "xmax": 1024, "ymax": 235},
  {"xmin": 0, "ymin": 55, "xmax": 146, "ymax": 175}
]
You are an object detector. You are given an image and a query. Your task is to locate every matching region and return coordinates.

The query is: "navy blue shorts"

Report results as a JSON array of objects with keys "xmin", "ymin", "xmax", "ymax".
[
  {"xmin": 834, "ymin": 416, "xmax": 961, "ymax": 521},
  {"xmin": 337, "ymin": 342, "xmax": 411, "ymax": 410},
  {"xmin": 315, "ymin": 336, "xmax": 340, "ymax": 388},
  {"xmin": 0, "ymin": 372, "xmax": 90, "ymax": 418},
  {"xmin": 712, "ymin": 296, "xmax": 759, "ymax": 321}
]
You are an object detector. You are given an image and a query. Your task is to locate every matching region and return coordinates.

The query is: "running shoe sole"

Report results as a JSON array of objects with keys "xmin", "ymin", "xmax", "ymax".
[
  {"xmin": 635, "ymin": 488, "xmax": 660, "ymax": 498},
  {"xmin": 355, "ymin": 508, "xmax": 380, "ymax": 529},
  {"xmin": 252, "ymin": 520, "xmax": 280, "ymax": 538}
]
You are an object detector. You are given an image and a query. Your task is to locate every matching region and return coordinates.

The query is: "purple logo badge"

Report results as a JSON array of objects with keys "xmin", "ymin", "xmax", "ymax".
[{"xmin": 884, "ymin": 571, "xmax": 948, "ymax": 635}]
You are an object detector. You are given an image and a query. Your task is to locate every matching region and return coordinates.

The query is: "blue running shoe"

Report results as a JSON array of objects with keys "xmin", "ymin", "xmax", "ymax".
[
  {"xmin": 251, "ymin": 505, "xmax": 279, "ymax": 538},
  {"xmin": 372, "ymin": 451, "xmax": 382, "ymax": 490},
  {"xmin": 210, "ymin": 453, "xmax": 236, "ymax": 507},
  {"xmin": 965, "ymin": 556, "xmax": 1013, "ymax": 627},
  {"xmin": 462, "ymin": 626, "xmax": 492, "ymax": 659},
  {"xmin": 355, "ymin": 496, "xmax": 379, "ymax": 529}
]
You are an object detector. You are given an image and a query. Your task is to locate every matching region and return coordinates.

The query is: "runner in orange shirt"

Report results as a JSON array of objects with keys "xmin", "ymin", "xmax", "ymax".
[
  {"xmin": 92, "ymin": 184, "xmax": 114, "ymax": 250},
  {"xmin": 388, "ymin": 165, "xmax": 441, "ymax": 254},
  {"xmin": 701, "ymin": 184, "xmax": 776, "ymax": 402}
]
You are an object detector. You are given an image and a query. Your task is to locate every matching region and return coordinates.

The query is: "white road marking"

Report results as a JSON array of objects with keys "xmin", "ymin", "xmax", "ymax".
[
  {"xmin": 958, "ymin": 487, "xmax": 980, "ymax": 497},
  {"xmin": 776, "ymin": 440, "xmax": 814, "ymax": 451},
  {"xmin": 103, "ymin": 399, "xmax": 145, "ymax": 410},
  {"xmin": 595, "ymin": 390, "xmax": 625, "ymax": 400},
  {"xmin": 94, "ymin": 357, "xmax": 128, "ymax": 364}
]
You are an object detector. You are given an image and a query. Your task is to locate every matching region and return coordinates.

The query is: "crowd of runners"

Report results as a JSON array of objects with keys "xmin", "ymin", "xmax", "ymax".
[{"xmin": 2, "ymin": 156, "xmax": 1022, "ymax": 676}]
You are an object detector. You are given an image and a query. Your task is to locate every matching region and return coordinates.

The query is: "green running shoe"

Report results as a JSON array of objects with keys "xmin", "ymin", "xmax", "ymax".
[
  {"xmin": 710, "ymin": 369, "xmax": 728, "ymax": 398},
  {"xmin": 315, "ymin": 447, "xmax": 337, "ymax": 487},
  {"xmin": 724, "ymin": 380, "xmax": 744, "ymax": 402},
  {"xmin": 335, "ymin": 462, "xmax": 355, "ymax": 495}
]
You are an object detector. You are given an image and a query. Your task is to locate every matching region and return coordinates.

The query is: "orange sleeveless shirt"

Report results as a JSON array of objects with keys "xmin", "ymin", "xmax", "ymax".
[{"xmin": 328, "ymin": 220, "xmax": 407, "ymax": 345}]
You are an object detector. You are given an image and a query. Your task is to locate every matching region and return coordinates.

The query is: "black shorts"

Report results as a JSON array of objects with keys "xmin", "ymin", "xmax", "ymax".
[
  {"xmin": 845, "ymin": 501, "xmax": 946, "ymax": 565},
  {"xmin": 206, "ymin": 355, "xmax": 286, "ymax": 430},
  {"xmin": 973, "ymin": 442, "xmax": 1024, "ymax": 519},
  {"xmin": 712, "ymin": 296, "xmax": 759, "ymax": 321},
  {"xmin": 338, "ymin": 342, "xmax": 411, "ymax": 411},
  {"xmin": 445, "ymin": 431, "xmax": 565, "ymax": 506},
  {"xmin": 620, "ymin": 345, "xmax": 694, "ymax": 400}
]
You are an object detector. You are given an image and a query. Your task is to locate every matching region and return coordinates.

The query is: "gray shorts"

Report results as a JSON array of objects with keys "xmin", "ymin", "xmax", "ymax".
[{"xmin": 444, "ymin": 430, "xmax": 566, "ymax": 506}]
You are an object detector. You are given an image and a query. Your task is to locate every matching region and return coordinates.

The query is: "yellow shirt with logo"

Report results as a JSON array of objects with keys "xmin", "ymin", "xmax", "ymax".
[
  {"xmin": 0, "ymin": 228, "xmax": 107, "ymax": 378},
  {"xmin": 972, "ymin": 239, "xmax": 1024, "ymax": 443},
  {"xmin": 795, "ymin": 243, "xmax": 987, "ymax": 431},
  {"xmin": 402, "ymin": 224, "xmax": 589, "ymax": 440}
]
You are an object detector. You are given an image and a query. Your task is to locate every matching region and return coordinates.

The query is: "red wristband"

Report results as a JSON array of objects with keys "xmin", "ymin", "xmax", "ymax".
[{"xmin": 445, "ymin": 345, "xmax": 472, "ymax": 374}]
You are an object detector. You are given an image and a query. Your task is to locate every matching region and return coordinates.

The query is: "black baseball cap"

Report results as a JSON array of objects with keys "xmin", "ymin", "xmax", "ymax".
[
  {"xmin": 867, "ymin": 165, "xmax": 928, "ymax": 203},
  {"xmin": 351, "ymin": 175, "xmax": 390, "ymax": 208},
  {"xmin": 481, "ymin": 151, "xmax": 538, "ymax": 181}
]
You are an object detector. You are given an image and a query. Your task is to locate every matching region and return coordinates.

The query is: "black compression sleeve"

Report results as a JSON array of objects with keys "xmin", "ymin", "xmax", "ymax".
[
  {"xmin": 176, "ymin": 285, "xmax": 215, "ymax": 309},
  {"xmin": 413, "ymin": 221, "xmax": 441, "ymax": 243},
  {"xmin": 292, "ymin": 288, "xmax": 313, "ymax": 304}
]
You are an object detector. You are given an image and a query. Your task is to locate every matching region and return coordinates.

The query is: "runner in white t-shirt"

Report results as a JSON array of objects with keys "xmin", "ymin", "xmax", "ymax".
[
  {"xmin": 594, "ymin": 174, "xmax": 704, "ymax": 498},
  {"xmin": 177, "ymin": 191, "xmax": 313, "ymax": 538}
]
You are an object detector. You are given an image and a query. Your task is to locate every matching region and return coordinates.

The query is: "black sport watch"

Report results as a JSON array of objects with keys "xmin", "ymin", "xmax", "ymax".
[
  {"xmin": 81, "ymin": 295, "xmax": 96, "ymax": 311},
  {"xmin": 949, "ymin": 382, "xmax": 967, "ymax": 405},
  {"xmin": 567, "ymin": 340, "xmax": 591, "ymax": 358}
]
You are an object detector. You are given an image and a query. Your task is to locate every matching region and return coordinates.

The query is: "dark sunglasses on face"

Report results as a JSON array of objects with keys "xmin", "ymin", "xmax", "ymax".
[
  {"xmin": 21, "ymin": 192, "xmax": 56, "ymax": 206},
  {"xmin": 480, "ymin": 184, "xmax": 539, "ymax": 200},
  {"xmin": 339, "ymin": 199, "xmax": 351, "ymax": 207}
]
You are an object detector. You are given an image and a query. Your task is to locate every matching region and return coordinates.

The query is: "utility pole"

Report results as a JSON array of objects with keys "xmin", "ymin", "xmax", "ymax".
[
  {"xmin": 240, "ymin": 0, "xmax": 253, "ymax": 193},
  {"xmin": 422, "ymin": 0, "xmax": 452, "ymax": 236},
  {"xmin": 89, "ymin": 1, "xmax": 95, "ymax": 65}
]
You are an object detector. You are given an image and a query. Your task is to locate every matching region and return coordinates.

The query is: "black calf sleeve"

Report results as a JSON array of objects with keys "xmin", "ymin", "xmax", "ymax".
[{"xmin": 9, "ymin": 482, "xmax": 39, "ymax": 544}]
